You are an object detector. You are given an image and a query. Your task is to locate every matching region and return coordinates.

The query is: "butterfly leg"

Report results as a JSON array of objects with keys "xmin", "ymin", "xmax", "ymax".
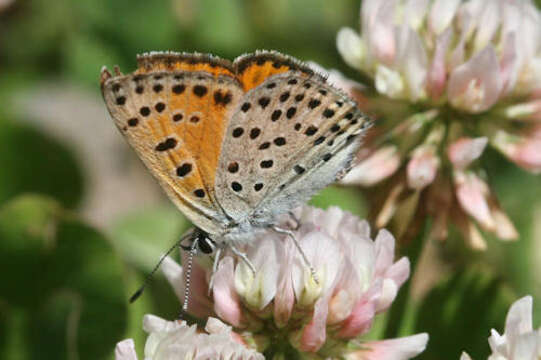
[
  {"xmin": 272, "ymin": 226, "xmax": 319, "ymax": 284},
  {"xmin": 229, "ymin": 244, "xmax": 256, "ymax": 274},
  {"xmin": 207, "ymin": 246, "xmax": 223, "ymax": 295},
  {"xmin": 288, "ymin": 211, "xmax": 301, "ymax": 230}
]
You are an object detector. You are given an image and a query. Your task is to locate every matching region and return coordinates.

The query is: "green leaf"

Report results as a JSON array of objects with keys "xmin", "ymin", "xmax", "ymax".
[
  {"xmin": 310, "ymin": 185, "xmax": 366, "ymax": 218},
  {"xmin": 482, "ymin": 150, "xmax": 541, "ymax": 326},
  {"xmin": 0, "ymin": 118, "xmax": 84, "ymax": 209},
  {"xmin": 0, "ymin": 195, "xmax": 128, "ymax": 360},
  {"xmin": 108, "ymin": 206, "xmax": 190, "ymax": 272},
  {"xmin": 413, "ymin": 267, "xmax": 514, "ymax": 360}
]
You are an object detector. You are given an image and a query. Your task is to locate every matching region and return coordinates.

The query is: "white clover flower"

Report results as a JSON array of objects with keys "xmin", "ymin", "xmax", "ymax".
[
  {"xmin": 160, "ymin": 205, "xmax": 428, "ymax": 359},
  {"xmin": 114, "ymin": 316, "xmax": 264, "ymax": 360},
  {"xmin": 461, "ymin": 296, "xmax": 541, "ymax": 360},
  {"xmin": 334, "ymin": 0, "xmax": 541, "ymax": 246}
]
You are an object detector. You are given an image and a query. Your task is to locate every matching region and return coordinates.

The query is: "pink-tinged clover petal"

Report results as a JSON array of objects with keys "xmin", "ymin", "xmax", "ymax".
[
  {"xmin": 115, "ymin": 339, "xmax": 138, "ymax": 360},
  {"xmin": 447, "ymin": 137, "xmax": 488, "ymax": 170},
  {"xmin": 340, "ymin": 146, "xmax": 401, "ymax": 186},
  {"xmin": 368, "ymin": 0, "xmax": 397, "ymax": 65},
  {"xmin": 214, "ymin": 256, "xmax": 244, "ymax": 327},
  {"xmin": 500, "ymin": 32, "xmax": 519, "ymax": 96},
  {"xmin": 448, "ymin": 46, "xmax": 503, "ymax": 113},
  {"xmin": 407, "ymin": 146, "xmax": 440, "ymax": 190},
  {"xmin": 345, "ymin": 333, "xmax": 429, "ymax": 360},
  {"xmin": 384, "ymin": 257, "xmax": 411, "ymax": 292},
  {"xmin": 328, "ymin": 288, "xmax": 356, "ymax": 325},
  {"xmin": 274, "ymin": 239, "xmax": 295, "ymax": 327},
  {"xmin": 337, "ymin": 297, "xmax": 376, "ymax": 338},
  {"xmin": 490, "ymin": 205, "xmax": 519, "ymax": 241},
  {"xmin": 512, "ymin": 138, "xmax": 541, "ymax": 174},
  {"xmin": 374, "ymin": 229, "xmax": 396, "ymax": 276},
  {"xmin": 299, "ymin": 296, "xmax": 330, "ymax": 352},
  {"xmin": 493, "ymin": 128, "xmax": 541, "ymax": 173},
  {"xmin": 428, "ymin": 28, "xmax": 452, "ymax": 99},
  {"xmin": 455, "ymin": 171, "xmax": 495, "ymax": 231}
]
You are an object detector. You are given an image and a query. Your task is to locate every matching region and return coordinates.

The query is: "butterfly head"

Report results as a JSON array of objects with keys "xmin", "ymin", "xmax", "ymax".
[{"xmin": 180, "ymin": 228, "xmax": 217, "ymax": 255}]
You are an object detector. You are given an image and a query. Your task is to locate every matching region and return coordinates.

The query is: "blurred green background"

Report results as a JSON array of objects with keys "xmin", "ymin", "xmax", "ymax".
[{"xmin": 0, "ymin": 0, "xmax": 540, "ymax": 359}]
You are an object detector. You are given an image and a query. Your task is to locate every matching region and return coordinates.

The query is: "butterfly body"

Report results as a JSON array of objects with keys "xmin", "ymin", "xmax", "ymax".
[{"xmin": 101, "ymin": 51, "xmax": 369, "ymax": 246}]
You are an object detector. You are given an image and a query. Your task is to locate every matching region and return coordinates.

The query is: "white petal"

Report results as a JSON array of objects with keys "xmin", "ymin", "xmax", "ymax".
[
  {"xmin": 473, "ymin": 1, "xmax": 500, "ymax": 52},
  {"xmin": 143, "ymin": 314, "xmax": 183, "ymax": 334},
  {"xmin": 205, "ymin": 317, "xmax": 232, "ymax": 335},
  {"xmin": 377, "ymin": 278, "xmax": 399, "ymax": 312},
  {"xmin": 505, "ymin": 296, "xmax": 533, "ymax": 335},
  {"xmin": 404, "ymin": 0, "xmax": 430, "ymax": 30},
  {"xmin": 115, "ymin": 339, "xmax": 138, "ymax": 360},
  {"xmin": 492, "ymin": 207, "xmax": 519, "ymax": 241},
  {"xmin": 460, "ymin": 352, "xmax": 473, "ymax": 360},
  {"xmin": 511, "ymin": 332, "xmax": 539, "ymax": 359},
  {"xmin": 488, "ymin": 328, "xmax": 506, "ymax": 352},
  {"xmin": 400, "ymin": 27, "xmax": 428, "ymax": 101},
  {"xmin": 429, "ymin": 0, "xmax": 461, "ymax": 35},
  {"xmin": 375, "ymin": 65, "xmax": 406, "ymax": 99},
  {"xmin": 337, "ymin": 27, "xmax": 366, "ymax": 71},
  {"xmin": 292, "ymin": 231, "xmax": 342, "ymax": 304},
  {"xmin": 374, "ymin": 229, "xmax": 396, "ymax": 274}
]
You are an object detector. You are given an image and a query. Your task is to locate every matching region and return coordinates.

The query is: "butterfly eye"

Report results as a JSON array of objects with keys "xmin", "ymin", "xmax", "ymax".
[{"xmin": 197, "ymin": 237, "xmax": 215, "ymax": 254}]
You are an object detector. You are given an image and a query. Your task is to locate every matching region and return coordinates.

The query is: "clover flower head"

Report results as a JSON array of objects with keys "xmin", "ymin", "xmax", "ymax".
[
  {"xmin": 160, "ymin": 205, "xmax": 428, "ymax": 359},
  {"xmin": 335, "ymin": 0, "xmax": 541, "ymax": 246}
]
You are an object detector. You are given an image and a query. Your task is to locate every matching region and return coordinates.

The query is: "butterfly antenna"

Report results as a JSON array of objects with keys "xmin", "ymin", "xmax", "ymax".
[
  {"xmin": 181, "ymin": 241, "xmax": 198, "ymax": 316},
  {"xmin": 129, "ymin": 230, "xmax": 194, "ymax": 303}
]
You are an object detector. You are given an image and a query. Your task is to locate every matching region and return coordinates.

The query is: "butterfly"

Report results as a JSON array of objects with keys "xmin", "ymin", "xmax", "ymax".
[{"xmin": 100, "ymin": 50, "xmax": 369, "ymax": 307}]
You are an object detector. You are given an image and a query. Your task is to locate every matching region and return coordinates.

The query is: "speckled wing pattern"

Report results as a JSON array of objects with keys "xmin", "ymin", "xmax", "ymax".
[
  {"xmin": 101, "ymin": 51, "xmax": 369, "ymax": 237},
  {"xmin": 101, "ymin": 53, "xmax": 243, "ymax": 235},
  {"xmin": 215, "ymin": 59, "xmax": 368, "ymax": 224}
]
